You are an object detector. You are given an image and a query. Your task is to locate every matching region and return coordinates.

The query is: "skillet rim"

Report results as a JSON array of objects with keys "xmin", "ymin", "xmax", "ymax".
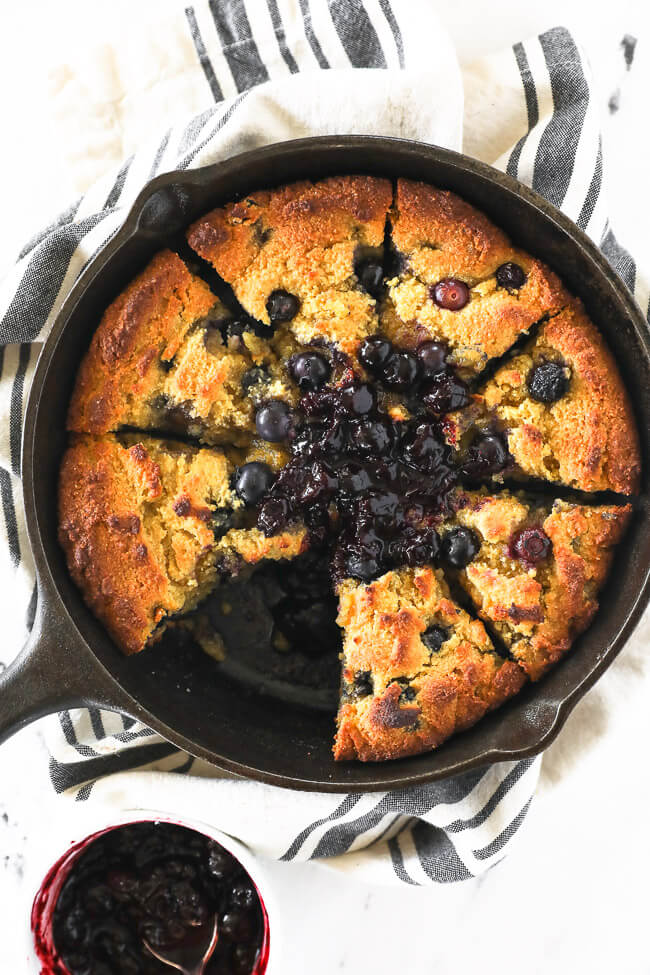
[{"xmin": 20, "ymin": 135, "xmax": 650, "ymax": 791}]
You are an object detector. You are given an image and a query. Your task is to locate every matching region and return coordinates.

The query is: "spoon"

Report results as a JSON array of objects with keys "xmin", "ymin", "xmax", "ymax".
[{"xmin": 143, "ymin": 915, "xmax": 219, "ymax": 975}]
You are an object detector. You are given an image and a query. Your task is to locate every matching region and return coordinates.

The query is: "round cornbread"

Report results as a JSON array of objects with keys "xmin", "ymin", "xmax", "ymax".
[{"xmin": 58, "ymin": 175, "xmax": 640, "ymax": 762}]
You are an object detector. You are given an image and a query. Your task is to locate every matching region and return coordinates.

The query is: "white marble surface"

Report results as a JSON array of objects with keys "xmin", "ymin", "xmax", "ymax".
[{"xmin": 1, "ymin": 1, "xmax": 650, "ymax": 972}]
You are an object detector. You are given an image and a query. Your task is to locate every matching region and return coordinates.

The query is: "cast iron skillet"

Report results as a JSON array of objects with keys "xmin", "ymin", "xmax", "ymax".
[{"xmin": 1, "ymin": 137, "xmax": 648, "ymax": 792}]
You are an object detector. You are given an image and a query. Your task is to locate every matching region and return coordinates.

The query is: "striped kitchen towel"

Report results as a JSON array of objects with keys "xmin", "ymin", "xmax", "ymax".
[{"xmin": 0, "ymin": 2, "xmax": 646, "ymax": 885}]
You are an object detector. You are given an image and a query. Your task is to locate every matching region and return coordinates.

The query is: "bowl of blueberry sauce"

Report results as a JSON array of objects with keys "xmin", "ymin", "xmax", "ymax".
[{"xmin": 31, "ymin": 816, "xmax": 274, "ymax": 975}]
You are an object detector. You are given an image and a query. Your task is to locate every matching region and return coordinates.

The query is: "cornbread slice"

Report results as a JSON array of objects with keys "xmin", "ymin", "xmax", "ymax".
[
  {"xmin": 445, "ymin": 302, "xmax": 640, "ymax": 494},
  {"xmin": 58, "ymin": 434, "xmax": 239, "ymax": 654},
  {"xmin": 446, "ymin": 491, "xmax": 632, "ymax": 680},
  {"xmin": 67, "ymin": 249, "xmax": 289, "ymax": 446},
  {"xmin": 383, "ymin": 179, "xmax": 568, "ymax": 374},
  {"xmin": 186, "ymin": 176, "xmax": 393, "ymax": 356},
  {"xmin": 333, "ymin": 566, "xmax": 525, "ymax": 761}
]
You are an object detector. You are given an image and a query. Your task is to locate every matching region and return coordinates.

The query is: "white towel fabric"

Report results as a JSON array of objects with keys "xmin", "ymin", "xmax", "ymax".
[{"xmin": 1, "ymin": 0, "xmax": 647, "ymax": 887}]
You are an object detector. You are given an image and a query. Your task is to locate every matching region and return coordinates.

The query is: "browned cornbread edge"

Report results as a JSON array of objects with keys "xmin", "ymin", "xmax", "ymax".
[
  {"xmin": 67, "ymin": 250, "xmax": 218, "ymax": 435},
  {"xmin": 58, "ymin": 434, "xmax": 231, "ymax": 654},
  {"xmin": 333, "ymin": 566, "xmax": 526, "ymax": 762},
  {"xmin": 454, "ymin": 492, "xmax": 633, "ymax": 681}
]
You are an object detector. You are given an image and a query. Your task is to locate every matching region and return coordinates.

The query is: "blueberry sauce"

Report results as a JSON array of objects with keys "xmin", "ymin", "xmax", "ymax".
[
  {"xmin": 252, "ymin": 340, "xmax": 468, "ymax": 584},
  {"xmin": 51, "ymin": 822, "xmax": 264, "ymax": 975}
]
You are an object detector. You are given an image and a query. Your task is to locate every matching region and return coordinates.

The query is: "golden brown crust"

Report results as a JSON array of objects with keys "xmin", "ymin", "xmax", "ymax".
[
  {"xmin": 333, "ymin": 566, "xmax": 525, "ymax": 761},
  {"xmin": 58, "ymin": 434, "xmax": 235, "ymax": 654},
  {"xmin": 68, "ymin": 251, "xmax": 220, "ymax": 435},
  {"xmin": 187, "ymin": 176, "xmax": 393, "ymax": 354},
  {"xmin": 384, "ymin": 179, "xmax": 568, "ymax": 373},
  {"xmin": 447, "ymin": 301, "xmax": 640, "ymax": 493},
  {"xmin": 451, "ymin": 491, "xmax": 632, "ymax": 680}
]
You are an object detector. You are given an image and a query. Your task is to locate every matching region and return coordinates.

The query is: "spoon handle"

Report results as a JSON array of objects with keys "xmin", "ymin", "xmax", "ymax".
[
  {"xmin": 189, "ymin": 918, "xmax": 220, "ymax": 975},
  {"xmin": 143, "ymin": 915, "xmax": 219, "ymax": 975}
]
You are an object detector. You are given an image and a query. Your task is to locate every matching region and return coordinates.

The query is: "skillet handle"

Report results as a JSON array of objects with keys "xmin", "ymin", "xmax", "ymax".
[{"xmin": 0, "ymin": 592, "xmax": 121, "ymax": 745}]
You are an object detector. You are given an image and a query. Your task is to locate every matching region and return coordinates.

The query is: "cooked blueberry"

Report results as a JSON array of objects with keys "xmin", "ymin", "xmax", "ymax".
[
  {"xmin": 527, "ymin": 361, "xmax": 570, "ymax": 403},
  {"xmin": 422, "ymin": 371, "xmax": 469, "ymax": 414},
  {"xmin": 62, "ymin": 909, "xmax": 87, "ymax": 944},
  {"xmin": 234, "ymin": 944, "xmax": 258, "ymax": 973},
  {"xmin": 339, "ymin": 382, "xmax": 376, "ymax": 416},
  {"xmin": 416, "ymin": 340, "xmax": 447, "ymax": 377},
  {"xmin": 511, "ymin": 527, "xmax": 551, "ymax": 564},
  {"xmin": 289, "ymin": 351, "xmax": 331, "ymax": 391},
  {"xmin": 346, "ymin": 551, "xmax": 381, "ymax": 581},
  {"xmin": 431, "ymin": 278, "xmax": 470, "ymax": 310},
  {"xmin": 496, "ymin": 261, "xmax": 527, "ymax": 291},
  {"xmin": 221, "ymin": 911, "xmax": 245, "ymax": 939},
  {"xmin": 422, "ymin": 624, "xmax": 450, "ymax": 653},
  {"xmin": 266, "ymin": 289, "xmax": 300, "ymax": 322},
  {"xmin": 462, "ymin": 432, "xmax": 509, "ymax": 478},
  {"xmin": 355, "ymin": 256, "xmax": 384, "ymax": 297},
  {"xmin": 442, "ymin": 527, "xmax": 480, "ymax": 568},
  {"xmin": 255, "ymin": 399, "xmax": 292, "ymax": 441},
  {"xmin": 230, "ymin": 884, "xmax": 257, "ymax": 910},
  {"xmin": 86, "ymin": 883, "xmax": 113, "ymax": 914},
  {"xmin": 257, "ymin": 497, "xmax": 290, "ymax": 536},
  {"xmin": 241, "ymin": 366, "xmax": 268, "ymax": 393},
  {"xmin": 400, "ymin": 685, "xmax": 417, "ymax": 701},
  {"xmin": 354, "ymin": 670, "xmax": 374, "ymax": 696},
  {"xmin": 207, "ymin": 848, "xmax": 233, "ymax": 879},
  {"xmin": 381, "ymin": 350, "xmax": 420, "ymax": 390},
  {"xmin": 234, "ymin": 462, "xmax": 274, "ymax": 505},
  {"xmin": 358, "ymin": 335, "xmax": 392, "ymax": 373}
]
